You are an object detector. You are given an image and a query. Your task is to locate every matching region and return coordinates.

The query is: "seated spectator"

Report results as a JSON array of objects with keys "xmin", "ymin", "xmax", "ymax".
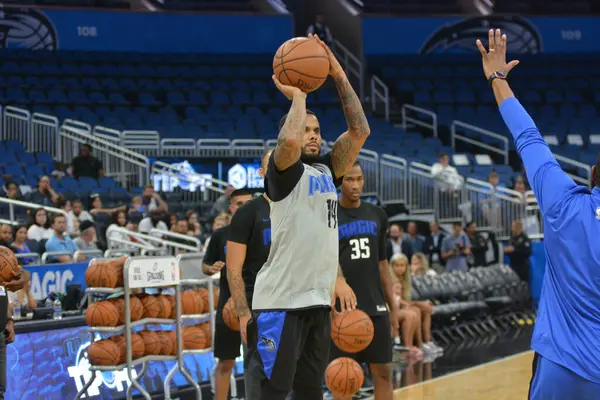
[
  {"xmin": 74, "ymin": 220, "xmax": 98, "ymax": 251},
  {"xmin": 106, "ymin": 210, "xmax": 135, "ymax": 249},
  {"xmin": 57, "ymin": 197, "xmax": 78, "ymax": 236},
  {"xmin": 410, "ymin": 252, "xmax": 436, "ymax": 277},
  {"xmin": 8, "ymin": 280, "xmax": 37, "ymax": 313},
  {"xmin": 185, "ymin": 210, "xmax": 203, "ymax": 237},
  {"xmin": 2, "ymin": 180, "xmax": 23, "ymax": 201},
  {"xmin": 27, "ymin": 208, "xmax": 53, "ymax": 241},
  {"xmin": 210, "ymin": 185, "xmax": 234, "ymax": 217},
  {"xmin": 390, "ymin": 280, "xmax": 422, "ymax": 355},
  {"xmin": 386, "ymin": 223, "xmax": 413, "ymax": 260},
  {"xmin": 10, "ymin": 225, "xmax": 35, "ymax": 265},
  {"xmin": 88, "ymin": 194, "xmax": 126, "ymax": 217},
  {"xmin": 70, "ymin": 199, "xmax": 94, "ymax": 223},
  {"xmin": 141, "ymin": 185, "xmax": 168, "ymax": 213},
  {"xmin": 27, "ymin": 176, "xmax": 58, "ymax": 206},
  {"xmin": 51, "ymin": 161, "xmax": 70, "ymax": 180},
  {"xmin": 203, "ymin": 213, "xmax": 229, "ymax": 250},
  {"xmin": 130, "ymin": 196, "xmax": 144, "ymax": 213},
  {"xmin": 390, "ymin": 253, "xmax": 442, "ymax": 355},
  {"xmin": 168, "ymin": 213, "xmax": 178, "ymax": 231},
  {"xmin": 406, "ymin": 222, "xmax": 425, "ymax": 253},
  {"xmin": 431, "ymin": 152, "xmax": 463, "ymax": 192},
  {"xmin": 45, "ymin": 214, "xmax": 84, "ymax": 263},
  {"xmin": 139, "ymin": 210, "xmax": 168, "ymax": 236},
  {"xmin": 441, "ymin": 221, "xmax": 471, "ymax": 272},
  {"xmin": 0, "ymin": 223, "xmax": 12, "ymax": 247},
  {"xmin": 71, "ymin": 144, "xmax": 103, "ymax": 180},
  {"xmin": 424, "ymin": 221, "xmax": 446, "ymax": 272},
  {"xmin": 465, "ymin": 221, "xmax": 488, "ymax": 268}
]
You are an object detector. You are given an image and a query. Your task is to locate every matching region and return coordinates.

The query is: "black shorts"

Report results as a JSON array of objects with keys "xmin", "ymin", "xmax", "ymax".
[
  {"xmin": 245, "ymin": 307, "xmax": 331, "ymax": 400},
  {"xmin": 213, "ymin": 312, "xmax": 242, "ymax": 361},
  {"xmin": 330, "ymin": 314, "xmax": 392, "ymax": 365}
]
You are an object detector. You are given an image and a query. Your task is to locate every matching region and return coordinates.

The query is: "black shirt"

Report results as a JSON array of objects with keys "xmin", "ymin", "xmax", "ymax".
[
  {"xmin": 0, "ymin": 286, "xmax": 7, "ymax": 331},
  {"xmin": 338, "ymin": 202, "xmax": 389, "ymax": 316},
  {"xmin": 72, "ymin": 155, "xmax": 103, "ymax": 180},
  {"xmin": 509, "ymin": 233, "xmax": 532, "ymax": 266},
  {"xmin": 202, "ymin": 225, "xmax": 229, "ymax": 312},
  {"xmin": 228, "ymin": 196, "xmax": 271, "ymax": 306}
]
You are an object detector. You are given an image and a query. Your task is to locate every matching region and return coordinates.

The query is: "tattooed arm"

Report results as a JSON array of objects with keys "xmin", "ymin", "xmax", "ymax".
[{"xmin": 226, "ymin": 241, "xmax": 250, "ymax": 317}]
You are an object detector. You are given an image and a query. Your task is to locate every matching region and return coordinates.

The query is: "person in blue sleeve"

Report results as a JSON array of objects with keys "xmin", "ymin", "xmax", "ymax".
[{"xmin": 476, "ymin": 29, "xmax": 600, "ymax": 399}]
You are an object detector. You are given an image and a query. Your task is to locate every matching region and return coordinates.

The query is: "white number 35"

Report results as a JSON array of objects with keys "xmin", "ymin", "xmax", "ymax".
[{"xmin": 349, "ymin": 238, "xmax": 370, "ymax": 260}]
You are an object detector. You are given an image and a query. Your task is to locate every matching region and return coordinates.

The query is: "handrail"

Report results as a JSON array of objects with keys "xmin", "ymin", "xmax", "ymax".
[
  {"xmin": 332, "ymin": 39, "xmax": 364, "ymax": 101},
  {"xmin": 106, "ymin": 226, "xmax": 199, "ymax": 253},
  {"xmin": 149, "ymin": 229, "xmax": 201, "ymax": 250},
  {"xmin": 73, "ymin": 249, "xmax": 104, "ymax": 261},
  {"xmin": 15, "ymin": 253, "xmax": 41, "ymax": 266},
  {"xmin": 553, "ymin": 153, "xmax": 592, "ymax": 186},
  {"xmin": 451, "ymin": 120, "xmax": 509, "ymax": 164},
  {"xmin": 0, "ymin": 197, "xmax": 69, "ymax": 223},
  {"xmin": 41, "ymin": 251, "xmax": 75, "ymax": 264},
  {"xmin": 370, "ymin": 75, "xmax": 390, "ymax": 122},
  {"xmin": 401, "ymin": 104, "xmax": 438, "ymax": 137}
]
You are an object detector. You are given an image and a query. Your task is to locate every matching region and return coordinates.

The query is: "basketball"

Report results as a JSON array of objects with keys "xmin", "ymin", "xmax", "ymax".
[
  {"xmin": 156, "ymin": 331, "xmax": 172, "ymax": 355},
  {"xmin": 139, "ymin": 295, "xmax": 161, "ymax": 319},
  {"xmin": 130, "ymin": 296, "xmax": 144, "ymax": 321},
  {"xmin": 87, "ymin": 340, "xmax": 120, "ymax": 366},
  {"xmin": 331, "ymin": 310, "xmax": 374, "ymax": 353},
  {"xmin": 84, "ymin": 263, "xmax": 100, "ymax": 287},
  {"xmin": 86, "ymin": 300, "xmax": 119, "ymax": 327},
  {"xmin": 110, "ymin": 333, "xmax": 145, "ymax": 363},
  {"xmin": 0, "ymin": 246, "xmax": 18, "ymax": 283},
  {"xmin": 197, "ymin": 323, "xmax": 212, "ymax": 347},
  {"xmin": 325, "ymin": 357, "xmax": 364, "ymax": 397},
  {"xmin": 196, "ymin": 288, "xmax": 218, "ymax": 311},
  {"xmin": 88, "ymin": 262, "xmax": 118, "ymax": 288},
  {"xmin": 222, "ymin": 297, "xmax": 239, "ymax": 331},
  {"xmin": 156, "ymin": 295, "xmax": 172, "ymax": 319},
  {"xmin": 106, "ymin": 256, "xmax": 127, "ymax": 287},
  {"xmin": 166, "ymin": 331, "xmax": 177, "ymax": 355},
  {"xmin": 182, "ymin": 290, "xmax": 202, "ymax": 315},
  {"xmin": 183, "ymin": 326, "xmax": 208, "ymax": 350},
  {"xmin": 138, "ymin": 330, "xmax": 161, "ymax": 356},
  {"xmin": 273, "ymin": 37, "xmax": 330, "ymax": 93},
  {"xmin": 167, "ymin": 295, "xmax": 176, "ymax": 319}
]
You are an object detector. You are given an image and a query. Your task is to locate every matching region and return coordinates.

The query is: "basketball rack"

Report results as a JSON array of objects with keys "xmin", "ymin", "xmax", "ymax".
[{"xmin": 74, "ymin": 255, "xmax": 202, "ymax": 400}]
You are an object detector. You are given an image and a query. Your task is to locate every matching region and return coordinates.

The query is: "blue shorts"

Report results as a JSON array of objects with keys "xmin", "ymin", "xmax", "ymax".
[{"xmin": 529, "ymin": 353, "xmax": 600, "ymax": 400}]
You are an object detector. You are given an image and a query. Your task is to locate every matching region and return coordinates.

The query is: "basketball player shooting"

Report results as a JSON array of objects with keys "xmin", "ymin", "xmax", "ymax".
[
  {"xmin": 476, "ymin": 29, "xmax": 600, "ymax": 399},
  {"xmin": 245, "ymin": 34, "xmax": 370, "ymax": 400},
  {"xmin": 331, "ymin": 161, "xmax": 399, "ymax": 400},
  {"xmin": 201, "ymin": 189, "xmax": 254, "ymax": 400}
]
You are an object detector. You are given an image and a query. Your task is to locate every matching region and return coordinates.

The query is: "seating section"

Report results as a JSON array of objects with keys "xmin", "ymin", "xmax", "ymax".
[
  {"xmin": 374, "ymin": 54, "xmax": 600, "ymax": 169},
  {"xmin": 493, "ymin": 0, "xmax": 600, "ymax": 15},
  {"xmin": 1, "ymin": 0, "xmax": 130, "ymax": 8},
  {"xmin": 413, "ymin": 266, "xmax": 532, "ymax": 345},
  {"xmin": 359, "ymin": 0, "xmax": 461, "ymax": 14}
]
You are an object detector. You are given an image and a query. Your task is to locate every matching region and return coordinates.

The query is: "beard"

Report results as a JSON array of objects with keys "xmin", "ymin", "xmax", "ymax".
[{"xmin": 300, "ymin": 145, "xmax": 321, "ymax": 164}]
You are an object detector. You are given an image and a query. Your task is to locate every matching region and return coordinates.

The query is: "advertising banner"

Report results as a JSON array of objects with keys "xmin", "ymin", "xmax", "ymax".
[{"xmin": 24, "ymin": 262, "xmax": 88, "ymax": 301}]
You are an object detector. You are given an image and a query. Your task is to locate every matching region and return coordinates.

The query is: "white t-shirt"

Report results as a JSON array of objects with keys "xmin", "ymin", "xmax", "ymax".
[
  {"xmin": 138, "ymin": 218, "xmax": 168, "ymax": 236},
  {"xmin": 27, "ymin": 225, "xmax": 53, "ymax": 241},
  {"xmin": 431, "ymin": 163, "xmax": 463, "ymax": 191}
]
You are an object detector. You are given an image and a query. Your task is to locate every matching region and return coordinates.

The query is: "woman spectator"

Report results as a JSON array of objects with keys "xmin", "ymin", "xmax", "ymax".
[
  {"xmin": 185, "ymin": 210, "xmax": 202, "ymax": 237},
  {"xmin": 10, "ymin": 225, "xmax": 35, "ymax": 265},
  {"xmin": 390, "ymin": 279, "xmax": 422, "ymax": 359},
  {"xmin": 88, "ymin": 194, "xmax": 126, "ymax": 217},
  {"xmin": 203, "ymin": 213, "xmax": 229, "ymax": 250},
  {"xmin": 106, "ymin": 210, "xmax": 136, "ymax": 250},
  {"xmin": 390, "ymin": 253, "xmax": 443, "ymax": 355},
  {"xmin": 27, "ymin": 208, "xmax": 53, "ymax": 241},
  {"xmin": 411, "ymin": 252, "xmax": 437, "ymax": 276},
  {"xmin": 3, "ymin": 181, "xmax": 23, "ymax": 201},
  {"xmin": 168, "ymin": 213, "xmax": 178, "ymax": 231},
  {"xmin": 8, "ymin": 280, "xmax": 37, "ymax": 313}
]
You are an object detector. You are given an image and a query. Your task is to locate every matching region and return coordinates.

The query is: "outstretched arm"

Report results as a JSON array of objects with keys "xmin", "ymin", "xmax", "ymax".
[
  {"xmin": 312, "ymin": 34, "xmax": 370, "ymax": 179},
  {"xmin": 477, "ymin": 29, "xmax": 576, "ymax": 216}
]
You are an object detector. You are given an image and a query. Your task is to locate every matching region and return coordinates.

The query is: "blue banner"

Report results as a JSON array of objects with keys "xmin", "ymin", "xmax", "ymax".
[
  {"xmin": 6, "ymin": 324, "xmax": 243, "ymax": 399},
  {"xmin": 24, "ymin": 262, "xmax": 88, "ymax": 301},
  {"xmin": 0, "ymin": 7, "xmax": 291, "ymax": 53},
  {"xmin": 363, "ymin": 16, "xmax": 600, "ymax": 54}
]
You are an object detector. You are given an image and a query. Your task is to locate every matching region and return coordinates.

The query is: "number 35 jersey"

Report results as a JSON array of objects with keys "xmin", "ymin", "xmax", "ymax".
[
  {"xmin": 338, "ymin": 202, "xmax": 389, "ymax": 316},
  {"xmin": 252, "ymin": 152, "xmax": 342, "ymax": 312}
]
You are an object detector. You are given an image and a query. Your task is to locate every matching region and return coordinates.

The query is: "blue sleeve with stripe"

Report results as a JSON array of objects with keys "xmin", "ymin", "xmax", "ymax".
[{"xmin": 499, "ymin": 97, "xmax": 577, "ymax": 216}]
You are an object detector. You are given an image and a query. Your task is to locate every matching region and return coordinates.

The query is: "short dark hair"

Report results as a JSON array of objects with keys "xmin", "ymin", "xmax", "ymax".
[
  {"xmin": 50, "ymin": 213, "xmax": 65, "ymax": 225},
  {"xmin": 231, "ymin": 189, "xmax": 252, "ymax": 199},
  {"xmin": 439, "ymin": 152, "xmax": 449, "ymax": 159},
  {"xmin": 278, "ymin": 109, "xmax": 316, "ymax": 131},
  {"xmin": 452, "ymin": 221, "xmax": 463, "ymax": 227},
  {"xmin": 465, "ymin": 221, "xmax": 476, "ymax": 229},
  {"xmin": 83, "ymin": 144, "xmax": 92, "ymax": 151}
]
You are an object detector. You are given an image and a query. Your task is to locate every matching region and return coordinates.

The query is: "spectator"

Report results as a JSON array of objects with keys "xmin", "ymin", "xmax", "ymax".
[
  {"xmin": 141, "ymin": 185, "xmax": 168, "ymax": 213},
  {"xmin": 69, "ymin": 199, "xmax": 94, "ymax": 223},
  {"xmin": 0, "ymin": 224, "xmax": 12, "ymax": 247},
  {"xmin": 465, "ymin": 221, "xmax": 488, "ymax": 268},
  {"xmin": 203, "ymin": 214, "xmax": 229, "ymax": 250},
  {"xmin": 88, "ymin": 194, "xmax": 126, "ymax": 217},
  {"xmin": 504, "ymin": 220, "xmax": 532, "ymax": 283},
  {"xmin": 10, "ymin": 225, "xmax": 35, "ymax": 266},
  {"xmin": 8, "ymin": 279, "xmax": 37, "ymax": 312},
  {"xmin": 185, "ymin": 210, "xmax": 202, "ymax": 237},
  {"xmin": 411, "ymin": 252, "xmax": 436, "ymax": 276},
  {"xmin": 481, "ymin": 171, "xmax": 503, "ymax": 232},
  {"xmin": 106, "ymin": 210, "xmax": 135, "ymax": 249},
  {"xmin": 26, "ymin": 176, "xmax": 58, "ymax": 206},
  {"xmin": 168, "ymin": 213, "xmax": 178, "ymax": 231},
  {"xmin": 431, "ymin": 153, "xmax": 463, "ymax": 192},
  {"xmin": 424, "ymin": 221, "xmax": 446, "ymax": 271},
  {"xmin": 71, "ymin": 144, "xmax": 103, "ymax": 180},
  {"xmin": 51, "ymin": 161, "xmax": 69, "ymax": 180},
  {"xmin": 27, "ymin": 208, "xmax": 53, "ymax": 241},
  {"xmin": 386, "ymin": 223, "xmax": 413, "ymax": 260},
  {"xmin": 406, "ymin": 222, "xmax": 425, "ymax": 253},
  {"xmin": 138, "ymin": 210, "xmax": 169, "ymax": 235},
  {"xmin": 45, "ymin": 214, "xmax": 84, "ymax": 263},
  {"xmin": 210, "ymin": 185, "xmax": 235, "ymax": 217},
  {"xmin": 74, "ymin": 220, "xmax": 98, "ymax": 251},
  {"xmin": 130, "ymin": 196, "xmax": 144, "ymax": 213},
  {"xmin": 306, "ymin": 14, "xmax": 333, "ymax": 45},
  {"xmin": 441, "ymin": 221, "xmax": 471, "ymax": 272},
  {"xmin": 2, "ymin": 181, "xmax": 23, "ymax": 201}
]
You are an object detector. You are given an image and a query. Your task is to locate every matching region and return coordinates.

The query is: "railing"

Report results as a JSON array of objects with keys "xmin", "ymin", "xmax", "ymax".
[
  {"xmin": 16, "ymin": 253, "xmax": 41, "ymax": 265},
  {"xmin": 407, "ymin": 162, "xmax": 436, "ymax": 214},
  {"xmin": 73, "ymin": 249, "xmax": 104, "ymax": 261},
  {"xmin": 0, "ymin": 197, "xmax": 69, "ymax": 224},
  {"xmin": 553, "ymin": 153, "xmax": 593, "ymax": 186},
  {"xmin": 332, "ymin": 39, "xmax": 364, "ymax": 101},
  {"xmin": 41, "ymin": 251, "xmax": 75, "ymax": 264},
  {"xmin": 370, "ymin": 75, "xmax": 390, "ymax": 122},
  {"xmin": 31, "ymin": 112, "xmax": 59, "ymax": 155},
  {"xmin": 357, "ymin": 148, "xmax": 379, "ymax": 197},
  {"xmin": 2, "ymin": 106, "xmax": 30, "ymax": 145},
  {"xmin": 379, "ymin": 154, "xmax": 407, "ymax": 205},
  {"xmin": 401, "ymin": 104, "xmax": 438, "ymax": 137},
  {"xmin": 451, "ymin": 120, "xmax": 509, "ymax": 164},
  {"xmin": 151, "ymin": 160, "xmax": 227, "ymax": 203},
  {"xmin": 106, "ymin": 226, "xmax": 200, "ymax": 256},
  {"xmin": 122, "ymin": 130, "xmax": 161, "ymax": 157}
]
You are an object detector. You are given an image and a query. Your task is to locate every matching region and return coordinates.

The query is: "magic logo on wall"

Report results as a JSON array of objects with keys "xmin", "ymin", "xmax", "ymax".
[{"xmin": 0, "ymin": 6, "xmax": 58, "ymax": 50}]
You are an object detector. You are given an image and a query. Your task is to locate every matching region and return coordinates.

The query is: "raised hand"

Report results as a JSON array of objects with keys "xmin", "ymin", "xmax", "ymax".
[
  {"xmin": 476, "ymin": 29, "xmax": 520, "ymax": 80},
  {"xmin": 309, "ymin": 33, "xmax": 344, "ymax": 79},
  {"xmin": 272, "ymin": 75, "xmax": 306, "ymax": 100}
]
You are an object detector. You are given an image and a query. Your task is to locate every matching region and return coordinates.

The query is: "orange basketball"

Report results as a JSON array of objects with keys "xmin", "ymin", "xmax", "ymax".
[
  {"xmin": 156, "ymin": 295, "xmax": 172, "ymax": 319},
  {"xmin": 86, "ymin": 300, "xmax": 119, "ymax": 327},
  {"xmin": 325, "ymin": 357, "xmax": 364, "ymax": 397},
  {"xmin": 130, "ymin": 296, "xmax": 144, "ymax": 321},
  {"xmin": 110, "ymin": 333, "xmax": 145, "ymax": 363},
  {"xmin": 273, "ymin": 37, "xmax": 330, "ymax": 93},
  {"xmin": 0, "ymin": 246, "xmax": 18, "ymax": 283},
  {"xmin": 167, "ymin": 295, "xmax": 177, "ymax": 319},
  {"xmin": 182, "ymin": 291, "xmax": 202, "ymax": 315},
  {"xmin": 138, "ymin": 330, "xmax": 161, "ymax": 355},
  {"xmin": 106, "ymin": 256, "xmax": 127, "ymax": 287},
  {"xmin": 331, "ymin": 310, "xmax": 374, "ymax": 353},
  {"xmin": 196, "ymin": 323, "xmax": 212, "ymax": 347},
  {"xmin": 166, "ymin": 331, "xmax": 177, "ymax": 355},
  {"xmin": 222, "ymin": 297, "xmax": 239, "ymax": 331},
  {"xmin": 84, "ymin": 262, "xmax": 100, "ymax": 287},
  {"xmin": 182, "ymin": 326, "xmax": 208, "ymax": 350},
  {"xmin": 91, "ymin": 262, "xmax": 118, "ymax": 288},
  {"xmin": 156, "ymin": 331, "xmax": 172, "ymax": 355},
  {"xmin": 88, "ymin": 340, "xmax": 120, "ymax": 366},
  {"xmin": 139, "ymin": 295, "xmax": 161, "ymax": 319}
]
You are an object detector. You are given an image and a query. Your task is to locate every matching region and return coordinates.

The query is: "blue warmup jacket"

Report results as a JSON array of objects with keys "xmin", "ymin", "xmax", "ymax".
[{"xmin": 500, "ymin": 97, "xmax": 600, "ymax": 383}]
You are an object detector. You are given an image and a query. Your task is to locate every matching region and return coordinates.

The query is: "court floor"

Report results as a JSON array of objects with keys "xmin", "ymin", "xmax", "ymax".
[{"xmin": 384, "ymin": 351, "xmax": 534, "ymax": 400}]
